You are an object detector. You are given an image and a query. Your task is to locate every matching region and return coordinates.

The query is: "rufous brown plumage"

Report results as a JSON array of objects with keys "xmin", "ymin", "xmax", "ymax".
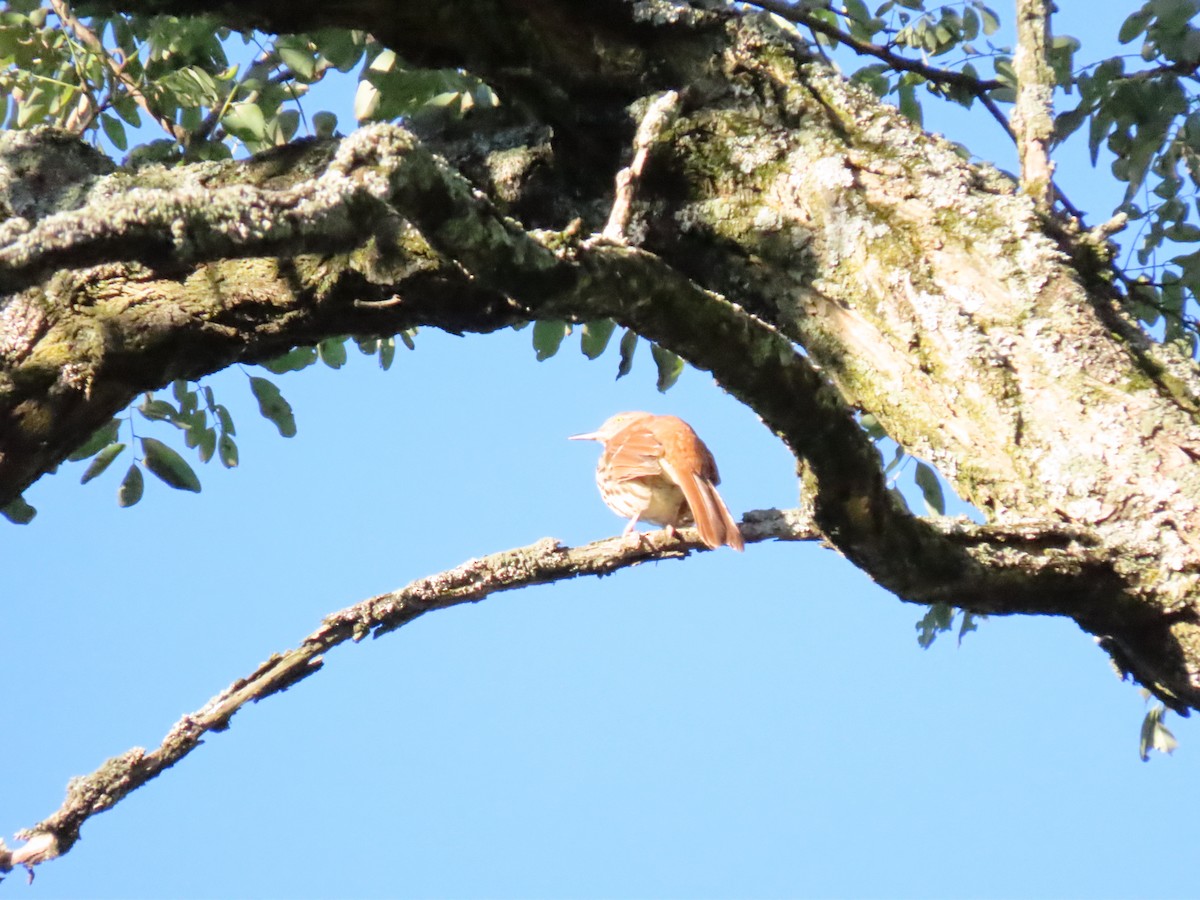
[{"xmin": 571, "ymin": 412, "xmax": 744, "ymax": 551}]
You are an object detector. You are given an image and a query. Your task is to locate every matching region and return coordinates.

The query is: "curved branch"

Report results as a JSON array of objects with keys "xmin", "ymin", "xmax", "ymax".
[{"xmin": 0, "ymin": 511, "xmax": 820, "ymax": 878}]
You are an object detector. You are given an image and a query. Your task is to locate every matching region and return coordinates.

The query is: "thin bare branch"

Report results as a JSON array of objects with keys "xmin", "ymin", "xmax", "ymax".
[{"xmin": 0, "ymin": 510, "xmax": 820, "ymax": 877}]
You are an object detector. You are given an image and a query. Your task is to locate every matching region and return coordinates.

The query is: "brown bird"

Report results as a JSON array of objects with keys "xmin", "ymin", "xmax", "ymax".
[{"xmin": 570, "ymin": 412, "xmax": 744, "ymax": 551}]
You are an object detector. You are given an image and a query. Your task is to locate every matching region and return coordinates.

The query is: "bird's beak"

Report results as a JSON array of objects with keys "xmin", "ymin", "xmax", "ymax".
[{"xmin": 569, "ymin": 430, "xmax": 600, "ymax": 441}]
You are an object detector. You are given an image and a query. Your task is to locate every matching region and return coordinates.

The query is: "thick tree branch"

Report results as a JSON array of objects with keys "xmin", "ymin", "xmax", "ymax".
[{"xmin": 8, "ymin": 0, "xmax": 1200, "ymax": 713}]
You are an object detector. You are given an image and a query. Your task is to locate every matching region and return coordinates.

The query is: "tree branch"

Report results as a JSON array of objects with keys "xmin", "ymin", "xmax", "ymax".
[
  {"xmin": 0, "ymin": 510, "xmax": 820, "ymax": 879},
  {"xmin": 1011, "ymin": 0, "xmax": 1055, "ymax": 210}
]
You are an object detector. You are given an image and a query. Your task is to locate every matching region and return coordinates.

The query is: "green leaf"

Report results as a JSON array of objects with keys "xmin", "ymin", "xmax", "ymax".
[
  {"xmin": 197, "ymin": 427, "xmax": 217, "ymax": 464},
  {"xmin": 860, "ymin": 413, "xmax": 887, "ymax": 440},
  {"xmin": 651, "ymin": 343, "xmax": 684, "ymax": 393},
  {"xmin": 312, "ymin": 110, "xmax": 338, "ymax": 139},
  {"xmin": 580, "ymin": 319, "xmax": 617, "ymax": 359},
  {"xmin": 977, "ymin": 3, "xmax": 1000, "ymax": 35},
  {"xmin": 113, "ymin": 93, "xmax": 141, "ymax": 127},
  {"xmin": 958, "ymin": 611, "xmax": 983, "ymax": 645},
  {"xmin": 141, "ymin": 437, "xmax": 202, "ymax": 493},
  {"xmin": 314, "ymin": 28, "xmax": 367, "ymax": 72},
  {"xmin": 317, "ymin": 336, "xmax": 348, "ymax": 369},
  {"xmin": 249, "ymin": 376, "xmax": 297, "ymax": 437},
  {"xmin": 80, "ymin": 442, "xmax": 126, "ymax": 484},
  {"xmin": 139, "ymin": 397, "xmax": 179, "ymax": 422},
  {"xmin": 260, "ymin": 346, "xmax": 318, "ymax": 374},
  {"xmin": 1119, "ymin": 7, "xmax": 1154, "ymax": 44},
  {"xmin": 100, "ymin": 113, "xmax": 127, "ymax": 151},
  {"xmin": 68, "ymin": 419, "xmax": 121, "ymax": 461},
  {"xmin": 222, "ymin": 101, "xmax": 268, "ymax": 143},
  {"xmin": 214, "ymin": 404, "xmax": 235, "ymax": 435},
  {"xmin": 914, "ymin": 460, "xmax": 946, "ymax": 515},
  {"xmin": 118, "ymin": 463, "xmax": 144, "ymax": 508},
  {"xmin": 1139, "ymin": 704, "xmax": 1179, "ymax": 761},
  {"xmin": 884, "ymin": 444, "xmax": 906, "ymax": 475},
  {"xmin": 533, "ymin": 319, "xmax": 570, "ymax": 361},
  {"xmin": 616, "ymin": 329, "xmax": 638, "ymax": 380},
  {"xmin": 379, "ymin": 337, "xmax": 396, "ymax": 370},
  {"xmin": 399, "ymin": 329, "xmax": 416, "ymax": 350},
  {"xmin": 218, "ymin": 434, "xmax": 239, "ymax": 468},
  {"xmin": 277, "ymin": 37, "xmax": 318, "ymax": 80},
  {"xmin": 1, "ymin": 494, "xmax": 36, "ymax": 524},
  {"xmin": 897, "ymin": 79, "xmax": 923, "ymax": 125},
  {"xmin": 916, "ymin": 602, "xmax": 955, "ymax": 649}
]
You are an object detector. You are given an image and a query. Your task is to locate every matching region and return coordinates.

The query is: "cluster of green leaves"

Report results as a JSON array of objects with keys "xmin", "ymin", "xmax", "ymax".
[
  {"xmin": 0, "ymin": 1, "xmax": 498, "ymax": 163},
  {"xmin": 57, "ymin": 377, "xmax": 256, "ymax": 512},
  {"xmin": 354, "ymin": 48, "xmax": 498, "ymax": 123},
  {"xmin": 530, "ymin": 319, "xmax": 685, "ymax": 393},
  {"xmin": 1055, "ymin": 2, "xmax": 1200, "ymax": 351},
  {"xmin": 792, "ymin": 0, "xmax": 1013, "ymax": 124},
  {"xmin": 0, "ymin": 5, "xmax": 482, "ymax": 517},
  {"xmin": 915, "ymin": 602, "xmax": 982, "ymax": 649},
  {"xmin": 259, "ymin": 332, "xmax": 414, "ymax": 377}
]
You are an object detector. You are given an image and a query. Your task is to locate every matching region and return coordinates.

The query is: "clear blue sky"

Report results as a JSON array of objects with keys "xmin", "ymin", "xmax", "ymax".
[{"xmin": 4, "ymin": 5, "xmax": 1199, "ymax": 899}]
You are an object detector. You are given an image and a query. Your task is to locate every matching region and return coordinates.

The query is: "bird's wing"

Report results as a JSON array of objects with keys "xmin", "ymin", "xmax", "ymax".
[{"xmin": 603, "ymin": 423, "xmax": 668, "ymax": 481}]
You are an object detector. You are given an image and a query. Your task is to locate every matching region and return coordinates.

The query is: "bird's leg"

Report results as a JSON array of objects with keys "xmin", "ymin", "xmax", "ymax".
[{"xmin": 622, "ymin": 517, "xmax": 650, "ymax": 549}]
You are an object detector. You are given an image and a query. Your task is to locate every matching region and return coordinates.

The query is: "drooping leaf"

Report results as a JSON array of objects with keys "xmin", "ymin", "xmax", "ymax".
[
  {"xmin": 312, "ymin": 110, "xmax": 338, "ymax": 139},
  {"xmin": 197, "ymin": 427, "xmax": 217, "ymax": 463},
  {"xmin": 67, "ymin": 419, "xmax": 121, "ymax": 461},
  {"xmin": 139, "ymin": 397, "xmax": 179, "ymax": 422},
  {"xmin": 860, "ymin": 413, "xmax": 887, "ymax": 440},
  {"xmin": 80, "ymin": 442, "xmax": 126, "ymax": 484},
  {"xmin": 617, "ymin": 329, "xmax": 638, "ymax": 379},
  {"xmin": 379, "ymin": 337, "xmax": 396, "ymax": 370},
  {"xmin": 1119, "ymin": 7, "xmax": 1154, "ymax": 44},
  {"xmin": 222, "ymin": 101, "xmax": 268, "ymax": 144},
  {"xmin": 914, "ymin": 460, "xmax": 946, "ymax": 515},
  {"xmin": 958, "ymin": 611, "xmax": 983, "ymax": 645},
  {"xmin": 1, "ymin": 495, "xmax": 36, "ymax": 524},
  {"xmin": 141, "ymin": 437, "xmax": 202, "ymax": 493},
  {"xmin": 533, "ymin": 319, "xmax": 570, "ymax": 361},
  {"xmin": 117, "ymin": 464, "xmax": 144, "ymax": 508},
  {"xmin": 218, "ymin": 434, "xmax": 239, "ymax": 468},
  {"xmin": 260, "ymin": 346, "xmax": 318, "ymax": 374},
  {"xmin": 214, "ymin": 404, "xmax": 235, "ymax": 435},
  {"xmin": 916, "ymin": 602, "xmax": 955, "ymax": 648},
  {"xmin": 100, "ymin": 113, "xmax": 127, "ymax": 151},
  {"xmin": 651, "ymin": 343, "xmax": 684, "ymax": 393},
  {"xmin": 1139, "ymin": 704, "xmax": 1179, "ymax": 761},
  {"xmin": 580, "ymin": 319, "xmax": 617, "ymax": 360},
  {"xmin": 317, "ymin": 336, "xmax": 348, "ymax": 369},
  {"xmin": 249, "ymin": 376, "xmax": 297, "ymax": 437}
]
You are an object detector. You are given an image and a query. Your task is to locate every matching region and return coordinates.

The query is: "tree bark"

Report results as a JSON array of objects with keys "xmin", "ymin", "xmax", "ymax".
[{"xmin": 6, "ymin": 0, "xmax": 1200, "ymax": 711}]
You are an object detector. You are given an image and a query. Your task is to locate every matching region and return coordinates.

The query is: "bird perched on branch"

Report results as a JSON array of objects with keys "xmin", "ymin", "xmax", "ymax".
[{"xmin": 570, "ymin": 412, "xmax": 744, "ymax": 551}]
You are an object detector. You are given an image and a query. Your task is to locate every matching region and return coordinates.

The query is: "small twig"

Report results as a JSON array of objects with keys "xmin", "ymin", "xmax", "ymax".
[
  {"xmin": 601, "ymin": 90, "xmax": 681, "ymax": 243},
  {"xmin": 0, "ymin": 511, "xmax": 819, "ymax": 878}
]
